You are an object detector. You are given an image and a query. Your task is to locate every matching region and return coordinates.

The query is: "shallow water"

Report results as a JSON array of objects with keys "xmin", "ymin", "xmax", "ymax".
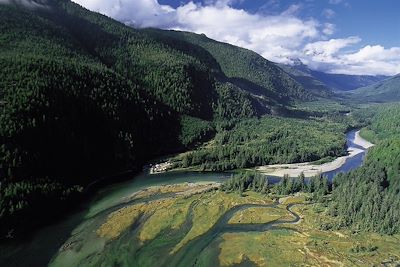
[
  {"xmin": 324, "ymin": 129, "xmax": 369, "ymax": 180},
  {"xmin": 0, "ymin": 130, "xmax": 369, "ymax": 267}
]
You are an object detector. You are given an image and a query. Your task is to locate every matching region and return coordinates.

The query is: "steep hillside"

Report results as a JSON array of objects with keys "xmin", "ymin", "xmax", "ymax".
[
  {"xmin": 0, "ymin": 0, "xmax": 316, "ymax": 237},
  {"xmin": 350, "ymin": 75, "xmax": 400, "ymax": 102},
  {"xmin": 278, "ymin": 60, "xmax": 333, "ymax": 97},
  {"xmin": 145, "ymin": 29, "xmax": 312, "ymax": 105}
]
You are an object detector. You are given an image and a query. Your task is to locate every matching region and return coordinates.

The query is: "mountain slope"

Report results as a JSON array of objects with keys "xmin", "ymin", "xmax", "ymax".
[
  {"xmin": 278, "ymin": 60, "xmax": 333, "ymax": 97},
  {"xmin": 144, "ymin": 29, "xmax": 312, "ymax": 105},
  {"xmin": 350, "ymin": 75, "xmax": 400, "ymax": 102},
  {"xmin": 311, "ymin": 71, "xmax": 388, "ymax": 92},
  {"xmin": 279, "ymin": 59, "xmax": 389, "ymax": 92},
  {"xmin": 0, "ymin": 0, "xmax": 315, "ymax": 237}
]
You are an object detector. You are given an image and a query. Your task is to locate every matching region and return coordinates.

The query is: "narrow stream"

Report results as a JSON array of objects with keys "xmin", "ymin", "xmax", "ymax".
[{"xmin": 0, "ymin": 129, "xmax": 371, "ymax": 267}]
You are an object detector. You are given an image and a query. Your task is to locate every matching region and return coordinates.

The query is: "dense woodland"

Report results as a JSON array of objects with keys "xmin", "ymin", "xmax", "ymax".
[
  {"xmin": 0, "ymin": 0, "xmax": 324, "ymax": 238},
  {"xmin": 176, "ymin": 116, "xmax": 348, "ymax": 171},
  {"xmin": 330, "ymin": 104, "xmax": 400, "ymax": 234},
  {"xmin": 221, "ymin": 171, "xmax": 331, "ymax": 200},
  {"xmin": 1, "ymin": 0, "xmax": 398, "ymax": 240}
]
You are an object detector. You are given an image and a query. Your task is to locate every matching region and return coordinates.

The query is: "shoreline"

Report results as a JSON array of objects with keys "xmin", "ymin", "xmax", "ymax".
[
  {"xmin": 256, "ymin": 130, "xmax": 374, "ymax": 178},
  {"xmin": 354, "ymin": 130, "xmax": 374, "ymax": 149}
]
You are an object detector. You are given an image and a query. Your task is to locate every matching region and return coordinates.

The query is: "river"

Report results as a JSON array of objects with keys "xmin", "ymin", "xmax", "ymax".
[{"xmin": 0, "ymin": 129, "xmax": 372, "ymax": 267}]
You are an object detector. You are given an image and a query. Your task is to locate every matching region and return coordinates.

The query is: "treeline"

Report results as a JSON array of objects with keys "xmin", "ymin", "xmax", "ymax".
[
  {"xmin": 221, "ymin": 172, "xmax": 269, "ymax": 195},
  {"xmin": 356, "ymin": 104, "xmax": 400, "ymax": 143},
  {"xmin": 274, "ymin": 173, "xmax": 331, "ymax": 199},
  {"xmin": 177, "ymin": 116, "xmax": 347, "ymax": 171},
  {"xmin": 329, "ymin": 104, "xmax": 400, "ymax": 234},
  {"xmin": 221, "ymin": 171, "xmax": 331, "ymax": 200}
]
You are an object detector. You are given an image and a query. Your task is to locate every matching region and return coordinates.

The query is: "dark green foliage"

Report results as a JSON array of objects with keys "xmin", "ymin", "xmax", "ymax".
[
  {"xmin": 221, "ymin": 171, "xmax": 268, "ymax": 195},
  {"xmin": 0, "ymin": 0, "xmax": 352, "ymax": 238},
  {"xmin": 213, "ymin": 82, "xmax": 262, "ymax": 121},
  {"xmin": 222, "ymin": 171, "xmax": 331, "ymax": 199},
  {"xmin": 330, "ymin": 104, "xmax": 400, "ymax": 235},
  {"xmin": 179, "ymin": 116, "xmax": 347, "ymax": 171},
  {"xmin": 0, "ymin": 179, "xmax": 82, "ymax": 238},
  {"xmin": 0, "ymin": 55, "xmax": 182, "ymax": 180},
  {"xmin": 350, "ymin": 244, "xmax": 378, "ymax": 253},
  {"xmin": 146, "ymin": 29, "xmax": 313, "ymax": 103},
  {"xmin": 273, "ymin": 173, "xmax": 330, "ymax": 199},
  {"xmin": 358, "ymin": 104, "xmax": 400, "ymax": 143},
  {"xmin": 179, "ymin": 116, "xmax": 214, "ymax": 147}
]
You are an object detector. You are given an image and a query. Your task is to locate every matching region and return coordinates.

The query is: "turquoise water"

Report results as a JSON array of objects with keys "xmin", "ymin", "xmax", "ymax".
[
  {"xmin": 0, "ymin": 172, "xmax": 230, "ymax": 267},
  {"xmin": 0, "ymin": 130, "xmax": 368, "ymax": 266}
]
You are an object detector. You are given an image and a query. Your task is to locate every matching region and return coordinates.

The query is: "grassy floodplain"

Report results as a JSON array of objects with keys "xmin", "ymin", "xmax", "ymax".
[{"xmin": 52, "ymin": 182, "xmax": 400, "ymax": 267}]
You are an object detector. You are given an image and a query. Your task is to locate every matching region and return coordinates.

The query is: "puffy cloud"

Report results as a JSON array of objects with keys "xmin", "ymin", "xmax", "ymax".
[
  {"xmin": 303, "ymin": 39, "xmax": 400, "ymax": 75},
  {"xmin": 304, "ymin": 37, "xmax": 361, "ymax": 59},
  {"xmin": 329, "ymin": 0, "xmax": 342, "ymax": 4},
  {"xmin": 71, "ymin": 0, "xmax": 176, "ymax": 28},
  {"xmin": 70, "ymin": 0, "xmax": 400, "ymax": 75}
]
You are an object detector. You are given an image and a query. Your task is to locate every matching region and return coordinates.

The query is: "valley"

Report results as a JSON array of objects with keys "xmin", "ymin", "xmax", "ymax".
[{"xmin": 1, "ymin": 1, "xmax": 400, "ymax": 267}]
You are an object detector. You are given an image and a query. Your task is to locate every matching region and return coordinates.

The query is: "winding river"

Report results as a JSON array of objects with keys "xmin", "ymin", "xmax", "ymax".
[{"xmin": 0, "ymin": 129, "xmax": 372, "ymax": 267}]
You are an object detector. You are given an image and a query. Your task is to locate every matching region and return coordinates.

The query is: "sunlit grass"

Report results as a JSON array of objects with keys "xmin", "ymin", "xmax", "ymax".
[
  {"xmin": 172, "ymin": 190, "xmax": 273, "ymax": 253},
  {"xmin": 96, "ymin": 184, "xmax": 400, "ymax": 267},
  {"xmin": 228, "ymin": 206, "xmax": 286, "ymax": 224}
]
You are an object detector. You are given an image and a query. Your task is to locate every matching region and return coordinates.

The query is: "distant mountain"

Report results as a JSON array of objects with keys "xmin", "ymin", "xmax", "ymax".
[
  {"xmin": 279, "ymin": 59, "xmax": 389, "ymax": 93},
  {"xmin": 350, "ymin": 75, "xmax": 400, "ymax": 102},
  {"xmin": 277, "ymin": 60, "xmax": 333, "ymax": 97},
  {"xmin": 311, "ymin": 71, "xmax": 389, "ymax": 92}
]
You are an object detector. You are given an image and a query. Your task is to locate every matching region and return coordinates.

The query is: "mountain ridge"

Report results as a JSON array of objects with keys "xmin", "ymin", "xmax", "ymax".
[
  {"xmin": 350, "ymin": 75, "xmax": 400, "ymax": 102},
  {"xmin": 278, "ymin": 59, "xmax": 389, "ymax": 93}
]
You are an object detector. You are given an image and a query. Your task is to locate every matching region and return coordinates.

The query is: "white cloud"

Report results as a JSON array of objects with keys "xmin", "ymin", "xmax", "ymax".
[
  {"xmin": 322, "ymin": 23, "xmax": 335, "ymax": 35},
  {"xmin": 304, "ymin": 37, "xmax": 361, "ymax": 58},
  {"xmin": 322, "ymin": 8, "xmax": 335, "ymax": 19},
  {"xmin": 71, "ymin": 0, "xmax": 400, "ymax": 75},
  {"xmin": 280, "ymin": 4, "xmax": 302, "ymax": 16},
  {"xmin": 303, "ymin": 39, "xmax": 400, "ymax": 75}
]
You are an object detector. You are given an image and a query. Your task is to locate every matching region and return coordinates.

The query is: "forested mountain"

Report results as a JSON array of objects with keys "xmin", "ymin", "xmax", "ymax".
[
  {"xmin": 0, "ymin": 0, "xmax": 322, "ymax": 237},
  {"xmin": 279, "ymin": 59, "xmax": 389, "ymax": 92},
  {"xmin": 350, "ymin": 75, "xmax": 400, "ymax": 102},
  {"xmin": 145, "ymin": 29, "xmax": 312, "ymax": 105}
]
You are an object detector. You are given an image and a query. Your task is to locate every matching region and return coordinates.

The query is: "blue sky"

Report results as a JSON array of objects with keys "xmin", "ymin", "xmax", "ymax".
[
  {"xmin": 157, "ymin": 0, "xmax": 400, "ymax": 49},
  {"xmin": 72, "ymin": 0, "xmax": 400, "ymax": 75}
]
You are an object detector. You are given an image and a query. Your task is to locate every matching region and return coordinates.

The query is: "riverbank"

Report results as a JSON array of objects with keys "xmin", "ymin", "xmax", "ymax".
[
  {"xmin": 355, "ymin": 130, "xmax": 374, "ymax": 148},
  {"xmin": 256, "ymin": 130, "xmax": 373, "ymax": 178}
]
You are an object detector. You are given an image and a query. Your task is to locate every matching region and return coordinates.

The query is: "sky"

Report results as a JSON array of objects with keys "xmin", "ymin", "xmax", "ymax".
[{"xmin": 70, "ymin": 0, "xmax": 400, "ymax": 76}]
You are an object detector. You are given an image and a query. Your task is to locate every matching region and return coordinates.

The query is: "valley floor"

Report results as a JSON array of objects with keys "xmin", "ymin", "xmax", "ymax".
[
  {"xmin": 256, "ymin": 130, "xmax": 372, "ymax": 177},
  {"xmin": 52, "ymin": 183, "xmax": 400, "ymax": 267}
]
